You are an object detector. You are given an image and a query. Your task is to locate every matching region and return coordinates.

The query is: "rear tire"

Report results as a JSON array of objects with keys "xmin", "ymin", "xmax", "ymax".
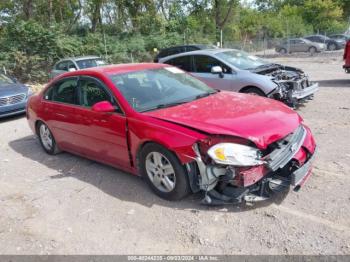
[
  {"xmin": 37, "ymin": 122, "xmax": 61, "ymax": 155},
  {"xmin": 279, "ymin": 48, "xmax": 287, "ymax": 55},
  {"xmin": 241, "ymin": 87, "xmax": 266, "ymax": 97},
  {"xmin": 327, "ymin": 43, "xmax": 337, "ymax": 51},
  {"xmin": 139, "ymin": 143, "xmax": 191, "ymax": 201}
]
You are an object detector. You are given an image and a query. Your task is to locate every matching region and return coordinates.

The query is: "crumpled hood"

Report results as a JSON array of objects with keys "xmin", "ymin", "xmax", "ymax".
[{"xmin": 145, "ymin": 91, "xmax": 302, "ymax": 149}]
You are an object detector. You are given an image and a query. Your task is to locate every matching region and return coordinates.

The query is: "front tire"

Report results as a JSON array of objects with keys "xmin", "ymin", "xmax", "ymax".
[
  {"xmin": 139, "ymin": 143, "xmax": 191, "ymax": 201},
  {"xmin": 37, "ymin": 122, "xmax": 61, "ymax": 155},
  {"xmin": 279, "ymin": 48, "xmax": 287, "ymax": 55}
]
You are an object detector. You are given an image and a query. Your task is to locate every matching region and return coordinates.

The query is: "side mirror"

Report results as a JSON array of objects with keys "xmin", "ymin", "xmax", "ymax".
[
  {"xmin": 211, "ymin": 66, "xmax": 224, "ymax": 78},
  {"xmin": 92, "ymin": 101, "xmax": 115, "ymax": 113},
  {"xmin": 68, "ymin": 68, "xmax": 77, "ymax": 72}
]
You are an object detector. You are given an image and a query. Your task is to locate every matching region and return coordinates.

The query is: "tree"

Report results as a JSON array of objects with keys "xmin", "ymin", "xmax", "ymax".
[
  {"xmin": 213, "ymin": 0, "xmax": 236, "ymax": 41},
  {"xmin": 302, "ymin": 0, "xmax": 344, "ymax": 33}
]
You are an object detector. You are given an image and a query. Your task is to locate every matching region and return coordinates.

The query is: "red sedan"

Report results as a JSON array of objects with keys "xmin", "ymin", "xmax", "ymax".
[{"xmin": 27, "ymin": 63, "xmax": 316, "ymax": 204}]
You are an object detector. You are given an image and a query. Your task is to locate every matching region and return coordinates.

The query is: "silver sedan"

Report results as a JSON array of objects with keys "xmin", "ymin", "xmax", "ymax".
[{"xmin": 159, "ymin": 49, "xmax": 318, "ymax": 106}]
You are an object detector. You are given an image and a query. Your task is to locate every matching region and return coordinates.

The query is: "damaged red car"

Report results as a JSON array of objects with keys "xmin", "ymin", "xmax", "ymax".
[{"xmin": 27, "ymin": 64, "xmax": 316, "ymax": 204}]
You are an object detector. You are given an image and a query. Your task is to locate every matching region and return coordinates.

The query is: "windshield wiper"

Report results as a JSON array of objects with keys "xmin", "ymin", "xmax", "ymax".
[
  {"xmin": 140, "ymin": 100, "xmax": 190, "ymax": 112},
  {"xmin": 194, "ymin": 92, "xmax": 215, "ymax": 99},
  {"xmin": 140, "ymin": 92, "xmax": 217, "ymax": 113}
]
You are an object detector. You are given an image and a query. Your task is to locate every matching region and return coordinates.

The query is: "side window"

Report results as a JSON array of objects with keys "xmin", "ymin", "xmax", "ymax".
[
  {"xmin": 193, "ymin": 55, "xmax": 231, "ymax": 74},
  {"xmin": 78, "ymin": 78, "xmax": 112, "ymax": 107},
  {"xmin": 166, "ymin": 56, "xmax": 192, "ymax": 72},
  {"xmin": 67, "ymin": 61, "xmax": 77, "ymax": 70},
  {"xmin": 56, "ymin": 61, "xmax": 68, "ymax": 71},
  {"xmin": 45, "ymin": 78, "xmax": 78, "ymax": 105}
]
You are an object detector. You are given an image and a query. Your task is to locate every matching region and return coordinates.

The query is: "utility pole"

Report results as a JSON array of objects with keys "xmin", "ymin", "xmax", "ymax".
[
  {"xmin": 220, "ymin": 30, "xmax": 223, "ymax": 48},
  {"xmin": 103, "ymin": 30, "xmax": 108, "ymax": 60}
]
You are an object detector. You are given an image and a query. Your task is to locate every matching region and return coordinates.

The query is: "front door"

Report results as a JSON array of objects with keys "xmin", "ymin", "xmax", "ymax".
[
  {"xmin": 74, "ymin": 76, "xmax": 130, "ymax": 168},
  {"xmin": 191, "ymin": 55, "xmax": 234, "ymax": 91}
]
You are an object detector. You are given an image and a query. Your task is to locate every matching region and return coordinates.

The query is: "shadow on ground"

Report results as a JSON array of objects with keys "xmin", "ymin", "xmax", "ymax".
[
  {"xmin": 9, "ymin": 135, "xmax": 287, "ymax": 212},
  {"xmin": 318, "ymin": 79, "xmax": 350, "ymax": 88},
  {"xmin": 0, "ymin": 113, "xmax": 25, "ymax": 123}
]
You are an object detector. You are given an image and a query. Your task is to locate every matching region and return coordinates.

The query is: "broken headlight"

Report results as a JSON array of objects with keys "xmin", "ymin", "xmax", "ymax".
[{"xmin": 207, "ymin": 143, "xmax": 265, "ymax": 166}]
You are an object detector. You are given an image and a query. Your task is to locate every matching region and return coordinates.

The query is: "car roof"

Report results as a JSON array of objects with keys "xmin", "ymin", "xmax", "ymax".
[
  {"xmin": 60, "ymin": 63, "xmax": 167, "ymax": 76},
  {"xmin": 306, "ymin": 34, "xmax": 329, "ymax": 38},
  {"xmin": 57, "ymin": 56, "xmax": 102, "ymax": 63},
  {"xmin": 160, "ymin": 44, "xmax": 215, "ymax": 50},
  {"xmin": 159, "ymin": 48, "xmax": 233, "ymax": 61}
]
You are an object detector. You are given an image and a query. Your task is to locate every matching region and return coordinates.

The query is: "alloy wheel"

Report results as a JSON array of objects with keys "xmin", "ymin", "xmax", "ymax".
[
  {"xmin": 145, "ymin": 152, "xmax": 176, "ymax": 193},
  {"xmin": 39, "ymin": 124, "xmax": 53, "ymax": 151},
  {"xmin": 328, "ymin": 44, "xmax": 336, "ymax": 51}
]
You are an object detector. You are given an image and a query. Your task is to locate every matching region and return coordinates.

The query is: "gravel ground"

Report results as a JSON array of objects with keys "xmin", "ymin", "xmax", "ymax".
[{"xmin": 0, "ymin": 53, "xmax": 349, "ymax": 255}]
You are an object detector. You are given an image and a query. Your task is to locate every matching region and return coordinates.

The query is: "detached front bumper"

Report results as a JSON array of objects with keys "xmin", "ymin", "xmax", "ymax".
[{"xmin": 292, "ymin": 82, "xmax": 319, "ymax": 100}]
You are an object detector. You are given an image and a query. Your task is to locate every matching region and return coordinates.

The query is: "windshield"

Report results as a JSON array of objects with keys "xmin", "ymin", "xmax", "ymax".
[
  {"xmin": 76, "ymin": 58, "xmax": 107, "ymax": 69},
  {"xmin": 109, "ymin": 67, "xmax": 215, "ymax": 112},
  {"xmin": 0, "ymin": 73, "xmax": 15, "ymax": 85},
  {"xmin": 216, "ymin": 50, "xmax": 267, "ymax": 70}
]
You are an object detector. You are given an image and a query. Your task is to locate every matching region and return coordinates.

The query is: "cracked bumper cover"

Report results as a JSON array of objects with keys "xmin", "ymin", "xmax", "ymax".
[
  {"xmin": 292, "ymin": 82, "xmax": 318, "ymax": 100},
  {"xmin": 194, "ymin": 125, "xmax": 316, "ymax": 203}
]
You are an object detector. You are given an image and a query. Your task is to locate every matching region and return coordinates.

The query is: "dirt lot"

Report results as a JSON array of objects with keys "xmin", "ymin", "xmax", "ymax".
[{"xmin": 0, "ymin": 53, "xmax": 350, "ymax": 255}]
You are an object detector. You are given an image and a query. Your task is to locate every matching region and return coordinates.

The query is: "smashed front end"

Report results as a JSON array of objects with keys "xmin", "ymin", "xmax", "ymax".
[
  {"xmin": 254, "ymin": 64, "xmax": 318, "ymax": 107},
  {"xmin": 189, "ymin": 125, "xmax": 316, "ymax": 205}
]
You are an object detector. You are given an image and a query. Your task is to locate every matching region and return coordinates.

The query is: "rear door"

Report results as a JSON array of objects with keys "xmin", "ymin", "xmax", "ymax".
[
  {"xmin": 293, "ymin": 39, "xmax": 307, "ymax": 52},
  {"xmin": 42, "ymin": 77, "xmax": 80, "ymax": 151},
  {"xmin": 74, "ymin": 76, "xmax": 130, "ymax": 168}
]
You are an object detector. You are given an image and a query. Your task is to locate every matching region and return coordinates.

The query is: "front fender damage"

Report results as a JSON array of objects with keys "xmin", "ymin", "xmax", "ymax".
[
  {"xmin": 188, "ymin": 125, "xmax": 316, "ymax": 205},
  {"xmin": 255, "ymin": 64, "xmax": 318, "ymax": 107}
]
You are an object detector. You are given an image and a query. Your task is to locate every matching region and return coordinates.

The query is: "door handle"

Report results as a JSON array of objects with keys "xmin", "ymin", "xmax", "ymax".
[{"xmin": 55, "ymin": 113, "xmax": 67, "ymax": 118}]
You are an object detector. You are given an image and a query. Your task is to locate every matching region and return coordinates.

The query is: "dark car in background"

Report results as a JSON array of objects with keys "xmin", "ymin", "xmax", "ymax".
[
  {"xmin": 0, "ymin": 73, "xmax": 32, "ymax": 118},
  {"xmin": 275, "ymin": 38, "xmax": 325, "ymax": 54},
  {"xmin": 329, "ymin": 34, "xmax": 350, "ymax": 43},
  {"xmin": 154, "ymin": 44, "xmax": 217, "ymax": 62},
  {"xmin": 49, "ymin": 56, "xmax": 107, "ymax": 79},
  {"xmin": 304, "ymin": 35, "xmax": 345, "ymax": 51}
]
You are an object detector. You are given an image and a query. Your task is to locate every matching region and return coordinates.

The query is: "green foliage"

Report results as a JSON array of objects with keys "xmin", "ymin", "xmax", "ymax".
[
  {"xmin": 302, "ymin": 0, "xmax": 346, "ymax": 33},
  {"xmin": 0, "ymin": 0, "xmax": 348, "ymax": 83}
]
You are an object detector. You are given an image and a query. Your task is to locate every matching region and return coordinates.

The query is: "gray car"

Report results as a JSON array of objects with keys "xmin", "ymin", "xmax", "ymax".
[
  {"xmin": 159, "ymin": 49, "xmax": 318, "ymax": 106},
  {"xmin": 50, "ymin": 56, "xmax": 107, "ymax": 79},
  {"xmin": 0, "ymin": 73, "xmax": 33, "ymax": 118},
  {"xmin": 275, "ymin": 38, "xmax": 325, "ymax": 54}
]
